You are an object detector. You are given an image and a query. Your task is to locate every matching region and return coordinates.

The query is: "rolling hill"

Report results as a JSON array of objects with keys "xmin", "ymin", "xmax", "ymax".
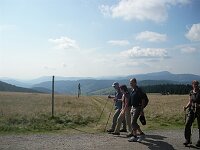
[
  {"xmin": 1, "ymin": 71, "xmax": 200, "ymax": 94},
  {"xmin": 0, "ymin": 81, "xmax": 41, "ymax": 93}
]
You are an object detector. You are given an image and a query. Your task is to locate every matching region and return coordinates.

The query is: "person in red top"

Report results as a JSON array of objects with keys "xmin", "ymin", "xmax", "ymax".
[{"xmin": 112, "ymin": 85, "xmax": 132, "ymax": 136}]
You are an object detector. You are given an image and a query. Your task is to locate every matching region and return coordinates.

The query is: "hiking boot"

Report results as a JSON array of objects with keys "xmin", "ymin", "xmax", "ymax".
[
  {"xmin": 128, "ymin": 136, "xmax": 138, "ymax": 142},
  {"xmin": 120, "ymin": 129, "xmax": 127, "ymax": 132},
  {"xmin": 126, "ymin": 133, "xmax": 133, "ymax": 137},
  {"xmin": 107, "ymin": 129, "xmax": 114, "ymax": 133},
  {"xmin": 139, "ymin": 115, "xmax": 146, "ymax": 125},
  {"xmin": 196, "ymin": 140, "xmax": 200, "ymax": 147},
  {"xmin": 183, "ymin": 140, "xmax": 192, "ymax": 146},
  {"xmin": 137, "ymin": 133, "xmax": 145, "ymax": 142},
  {"xmin": 112, "ymin": 132, "xmax": 120, "ymax": 135}
]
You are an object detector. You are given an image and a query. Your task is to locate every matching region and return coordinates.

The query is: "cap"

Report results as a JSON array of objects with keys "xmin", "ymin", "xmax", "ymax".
[{"xmin": 112, "ymin": 82, "xmax": 119, "ymax": 87}]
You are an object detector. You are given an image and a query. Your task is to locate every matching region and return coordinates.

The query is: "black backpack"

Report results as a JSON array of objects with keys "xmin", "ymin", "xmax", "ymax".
[
  {"xmin": 137, "ymin": 87, "xmax": 149, "ymax": 108},
  {"xmin": 141, "ymin": 91, "xmax": 149, "ymax": 108}
]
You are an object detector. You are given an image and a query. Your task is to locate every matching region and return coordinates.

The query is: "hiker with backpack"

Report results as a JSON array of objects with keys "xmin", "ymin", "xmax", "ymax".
[
  {"xmin": 107, "ymin": 82, "xmax": 127, "ymax": 133},
  {"xmin": 128, "ymin": 78, "xmax": 147, "ymax": 142},
  {"xmin": 183, "ymin": 80, "xmax": 200, "ymax": 147},
  {"xmin": 112, "ymin": 85, "xmax": 132, "ymax": 136}
]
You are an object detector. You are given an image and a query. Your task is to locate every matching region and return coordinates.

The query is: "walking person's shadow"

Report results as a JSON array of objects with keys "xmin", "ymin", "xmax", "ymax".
[{"xmin": 141, "ymin": 134, "xmax": 175, "ymax": 150}]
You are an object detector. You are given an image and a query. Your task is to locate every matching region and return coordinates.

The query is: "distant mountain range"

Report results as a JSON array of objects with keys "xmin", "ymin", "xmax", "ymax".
[
  {"xmin": 0, "ymin": 71, "xmax": 200, "ymax": 94},
  {"xmin": 127, "ymin": 71, "xmax": 200, "ymax": 82},
  {"xmin": 0, "ymin": 81, "xmax": 41, "ymax": 93}
]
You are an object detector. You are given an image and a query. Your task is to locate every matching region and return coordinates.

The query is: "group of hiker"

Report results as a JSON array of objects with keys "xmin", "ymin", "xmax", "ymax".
[
  {"xmin": 105, "ymin": 78, "xmax": 200, "ymax": 147},
  {"xmin": 106, "ymin": 78, "xmax": 147, "ymax": 142}
]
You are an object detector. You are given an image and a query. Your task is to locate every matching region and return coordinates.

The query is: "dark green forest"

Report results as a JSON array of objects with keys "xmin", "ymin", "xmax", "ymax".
[{"xmin": 141, "ymin": 84, "xmax": 192, "ymax": 95}]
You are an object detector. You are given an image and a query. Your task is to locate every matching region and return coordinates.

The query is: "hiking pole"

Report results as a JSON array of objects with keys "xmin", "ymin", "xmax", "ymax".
[
  {"xmin": 104, "ymin": 102, "xmax": 115, "ymax": 132},
  {"xmin": 96, "ymin": 97, "xmax": 109, "ymax": 126}
]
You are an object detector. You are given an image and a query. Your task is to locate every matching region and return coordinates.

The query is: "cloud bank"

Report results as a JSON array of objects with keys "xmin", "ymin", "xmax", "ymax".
[
  {"xmin": 120, "ymin": 46, "xmax": 169, "ymax": 58},
  {"xmin": 136, "ymin": 31, "xmax": 167, "ymax": 42},
  {"xmin": 100, "ymin": 0, "xmax": 191, "ymax": 23}
]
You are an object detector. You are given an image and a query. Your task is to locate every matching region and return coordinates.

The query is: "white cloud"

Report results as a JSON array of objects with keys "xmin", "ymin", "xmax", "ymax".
[
  {"xmin": 48, "ymin": 36, "xmax": 79, "ymax": 49},
  {"xmin": 99, "ymin": 5, "xmax": 111, "ymax": 17},
  {"xmin": 100, "ymin": 0, "xmax": 191, "ymax": 23},
  {"xmin": 185, "ymin": 23, "xmax": 200, "ymax": 42},
  {"xmin": 136, "ymin": 31, "xmax": 167, "ymax": 42},
  {"xmin": 108, "ymin": 40, "xmax": 130, "ymax": 46},
  {"xmin": 181, "ymin": 46, "xmax": 199, "ymax": 53},
  {"xmin": 120, "ymin": 46, "xmax": 169, "ymax": 58}
]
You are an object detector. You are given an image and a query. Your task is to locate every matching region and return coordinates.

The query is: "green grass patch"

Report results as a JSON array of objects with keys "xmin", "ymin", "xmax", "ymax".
[{"xmin": 0, "ymin": 113, "xmax": 96, "ymax": 133}]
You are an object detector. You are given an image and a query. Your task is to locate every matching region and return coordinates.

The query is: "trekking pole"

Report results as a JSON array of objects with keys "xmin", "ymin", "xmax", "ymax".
[
  {"xmin": 104, "ymin": 101, "xmax": 115, "ymax": 132},
  {"xmin": 96, "ymin": 97, "xmax": 109, "ymax": 126}
]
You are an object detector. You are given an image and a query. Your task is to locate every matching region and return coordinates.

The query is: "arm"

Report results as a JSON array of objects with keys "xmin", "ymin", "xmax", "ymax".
[
  {"xmin": 108, "ymin": 95, "xmax": 116, "ymax": 103},
  {"xmin": 184, "ymin": 96, "xmax": 192, "ymax": 111},
  {"xmin": 108, "ymin": 95, "xmax": 122, "ymax": 103},
  {"xmin": 108, "ymin": 95, "xmax": 115, "ymax": 99},
  {"xmin": 141, "ymin": 98, "xmax": 145, "ymax": 110},
  {"xmin": 140, "ymin": 98, "xmax": 145, "ymax": 115}
]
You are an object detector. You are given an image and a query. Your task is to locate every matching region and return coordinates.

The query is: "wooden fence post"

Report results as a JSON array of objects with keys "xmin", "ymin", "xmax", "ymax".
[{"xmin": 52, "ymin": 76, "xmax": 55, "ymax": 118}]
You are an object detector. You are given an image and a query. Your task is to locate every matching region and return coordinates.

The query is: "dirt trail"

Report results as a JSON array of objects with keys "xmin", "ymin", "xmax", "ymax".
[{"xmin": 0, "ymin": 129, "xmax": 199, "ymax": 150}]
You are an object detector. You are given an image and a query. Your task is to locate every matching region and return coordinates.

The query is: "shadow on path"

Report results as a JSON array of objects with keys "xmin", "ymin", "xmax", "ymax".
[
  {"xmin": 185, "ymin": 145, "xmax": 200, "ymax": 149},
  {"xmin": 141, "ymin": 134, "xmax": 175, "ymax": 150}
]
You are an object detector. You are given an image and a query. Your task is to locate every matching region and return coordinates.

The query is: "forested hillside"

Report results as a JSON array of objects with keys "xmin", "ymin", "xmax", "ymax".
[
  {"xmin": 0, "ymin": 81, "xmax": 41, "ymax": 93},
  {"xmin": 91, "ymin": 84, "xmax": 193, "ymax": 95},
  {"xmin": 141, "ymin": 84, "xmax": 192, "ymax": 94}
]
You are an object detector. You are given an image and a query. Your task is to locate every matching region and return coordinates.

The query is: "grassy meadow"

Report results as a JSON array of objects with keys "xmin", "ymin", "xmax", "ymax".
[{"xmin": 0, "ymin": 92, "xmax": 193, "ymax": 134}]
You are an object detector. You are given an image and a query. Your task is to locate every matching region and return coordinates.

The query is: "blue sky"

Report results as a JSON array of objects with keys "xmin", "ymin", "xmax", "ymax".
[{"xmin": 0, "ymin": 0, "xmax": 200, "ymax": 79}]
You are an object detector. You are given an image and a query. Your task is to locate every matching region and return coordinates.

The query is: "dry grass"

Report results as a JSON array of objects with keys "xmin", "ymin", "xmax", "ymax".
[
  {"xmin": 144, "ymin": 94, "xmax": 189, "ymax": 130},
  {"xmin": 0, "ymin": 92, "xmax": 109, "ymax": 133},
  {"xmin": 0, "ymin": 92, "xmax": 52, "ymax": 116},
  {"xmin": 0, "ymin": 92, "xmax": 193, "ymax": 133}
]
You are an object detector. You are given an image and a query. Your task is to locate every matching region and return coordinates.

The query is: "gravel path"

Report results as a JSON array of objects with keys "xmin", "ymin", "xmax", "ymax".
[{"xmin": 0, "ymin": 129, "xmax": 199, "ymax": 150}]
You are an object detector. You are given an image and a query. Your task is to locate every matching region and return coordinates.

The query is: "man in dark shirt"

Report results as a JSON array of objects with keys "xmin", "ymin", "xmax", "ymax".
[{"xmin": 128, "ymin": 78, "xmax": 145, "ymax": 142}]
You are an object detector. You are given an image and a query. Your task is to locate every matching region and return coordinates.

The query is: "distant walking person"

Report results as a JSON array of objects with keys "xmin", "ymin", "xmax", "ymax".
[
  {"xmin": 128, "ymin": 78, "xmax": 146, "ymax": 142},
  {"xmin": 183, "ymin": 80, "xmax": 200, "ymax": 147},
  {"xmin": 107, "ymin": 82, "xmax": 127, "ymax": 133},
  {"xmin": 112, "ymin": 85, "xmax": 132, "ymax": 136},
  {"xmin": 78, "ymin": 83, "xmax": 81, "ymax": 98}
]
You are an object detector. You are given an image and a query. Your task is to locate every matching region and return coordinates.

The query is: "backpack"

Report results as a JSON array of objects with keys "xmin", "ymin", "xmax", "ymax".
[
  {"xmin": 137, "ymin": 87, "xmax": 149, "ymax": 108},
  {"xmin": 141, "ymin": 91, "xmax": 149, "ymax": 108}
]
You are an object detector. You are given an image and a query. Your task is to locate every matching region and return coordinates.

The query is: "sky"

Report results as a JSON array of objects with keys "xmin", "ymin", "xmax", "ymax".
[{"xmin": 0, "ymin": 0, "xmax": 200, "ymax": 79}]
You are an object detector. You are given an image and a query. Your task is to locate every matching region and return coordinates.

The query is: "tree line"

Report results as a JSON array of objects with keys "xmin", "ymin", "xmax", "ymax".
[{"xmin": 141, "ymin": 84, "xmax": 192, "ymax": 95}]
